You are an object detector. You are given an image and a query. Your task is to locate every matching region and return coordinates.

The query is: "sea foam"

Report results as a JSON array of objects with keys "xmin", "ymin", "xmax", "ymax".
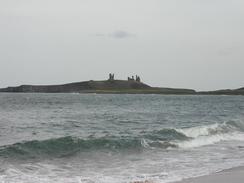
[{"xmin": 174, "ymin": 122, "xmax": 244, "ymax": 148}]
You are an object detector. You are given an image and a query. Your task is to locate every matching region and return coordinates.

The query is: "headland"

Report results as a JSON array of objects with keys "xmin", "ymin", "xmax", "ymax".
[{"xmin": 0, "ymin": 74, "xmax": 243, "ymax": 95}]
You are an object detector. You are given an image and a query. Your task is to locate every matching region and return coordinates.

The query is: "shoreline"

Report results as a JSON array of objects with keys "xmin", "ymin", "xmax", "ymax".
[{"xmin": 174, "ymin": 165, "xmax": 244, "ymax": 183}]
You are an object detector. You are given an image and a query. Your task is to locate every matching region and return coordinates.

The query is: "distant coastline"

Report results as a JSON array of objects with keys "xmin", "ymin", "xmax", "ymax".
[{"xmin": 0, "ymin": 74, "xmax": 243, "ymax": 95}]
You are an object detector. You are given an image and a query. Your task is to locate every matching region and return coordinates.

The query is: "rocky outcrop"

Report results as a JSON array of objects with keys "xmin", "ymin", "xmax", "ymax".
[
  {"xmin": 1, "ymin": 79, "xmax": 243, "ymax": 95},
  {"xmin": 153, "ymin": 87, "xmax": 196, "ymax": 95},
  {"xmin": 0, "ymin": 79, "xmax": 198, "ymax": 94},
  {"xmin": 0, "ymin": 80, "xmax": 151, "ymax": 93}
]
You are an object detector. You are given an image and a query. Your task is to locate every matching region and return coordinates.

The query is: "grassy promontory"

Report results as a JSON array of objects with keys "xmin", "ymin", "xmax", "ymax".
[
  {"xmin": 0, "ymin": 79, "xmax": 243, "ymax": 95},
  {"xmin": 0, "ymin": 80, "xmax": 196, "ymax": 94}
]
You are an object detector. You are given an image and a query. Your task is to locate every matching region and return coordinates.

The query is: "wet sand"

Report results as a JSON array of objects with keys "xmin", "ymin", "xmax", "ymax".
[{"xmin": 175, "ymin": 166, "xmax": 244, "ymax": 183}]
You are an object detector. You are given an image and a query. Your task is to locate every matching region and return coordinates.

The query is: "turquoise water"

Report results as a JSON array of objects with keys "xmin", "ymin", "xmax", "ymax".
[{"xmin": 0, "ymin": 93, "xmax": 244, "ymax": 182}]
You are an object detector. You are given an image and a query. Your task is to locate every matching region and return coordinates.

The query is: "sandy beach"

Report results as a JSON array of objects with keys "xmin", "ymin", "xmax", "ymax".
[{"xmin": 175, "ymin": 166, "xmax": 244, "ymax": 183}]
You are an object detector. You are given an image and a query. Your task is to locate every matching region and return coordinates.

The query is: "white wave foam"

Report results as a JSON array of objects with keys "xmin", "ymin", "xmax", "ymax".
[
  {"xmin": 175, "ymin": 132, "xmax": 244, "ymax": 149},
  {"xmin": 176, "ymin": 123, "xmax": 222, "ymax": 138},
  {"xmin": 173, "ymin": 123, "xmax": 244, "ymax": 148},
  {"xmin": 141, "ymin": 138, "xmax": 150, "ymax": 148}
]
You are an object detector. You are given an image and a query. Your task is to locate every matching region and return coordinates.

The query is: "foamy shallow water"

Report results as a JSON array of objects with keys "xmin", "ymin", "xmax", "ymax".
[{"xmin": 0, "ymin": 94, "xmax": 244, "ymax": 183}]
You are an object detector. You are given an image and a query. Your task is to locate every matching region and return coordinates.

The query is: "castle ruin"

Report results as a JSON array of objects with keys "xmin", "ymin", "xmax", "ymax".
[
  {"xmin": 108, "ymin": 73, "xmax": 115, "ymax": 81},
  {"xmin": 128, "ymin": 75, "xmax": 141, "ymax": 82},
  {"xmin": 108, "ymin": 73, "xmax": 141, "ymax": 82}
]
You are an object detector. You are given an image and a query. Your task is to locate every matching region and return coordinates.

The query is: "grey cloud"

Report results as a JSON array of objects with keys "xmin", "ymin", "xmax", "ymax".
[{"xmin": 110, "ymin": 30, "xmax": 135, "ymax": 39}]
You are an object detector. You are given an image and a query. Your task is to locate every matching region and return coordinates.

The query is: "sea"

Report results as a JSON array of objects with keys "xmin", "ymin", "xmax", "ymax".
[{"xmin": 0, "ymin": 93, "xmax": 244, "ymax": 183}]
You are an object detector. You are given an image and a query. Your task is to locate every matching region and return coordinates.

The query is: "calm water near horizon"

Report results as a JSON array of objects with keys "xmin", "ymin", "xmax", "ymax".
[{"xmin": 0, "ymin": 93, "xmax": 244, "ymax": 183}]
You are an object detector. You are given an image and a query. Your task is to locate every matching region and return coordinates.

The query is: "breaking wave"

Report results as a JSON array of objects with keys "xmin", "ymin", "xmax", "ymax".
[
  {"xmin": 174, "ymin": 121, "xmax": 244, "ymax": 148},
  {"xmin": 1, "ymin": 121, "xmax": 244, "ymax": 159}
]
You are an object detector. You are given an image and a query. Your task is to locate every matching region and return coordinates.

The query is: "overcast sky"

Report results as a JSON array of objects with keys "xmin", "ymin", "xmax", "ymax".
[{"xmin": 0, "ymin": 0, "xmax": 244, "ymax": 91}]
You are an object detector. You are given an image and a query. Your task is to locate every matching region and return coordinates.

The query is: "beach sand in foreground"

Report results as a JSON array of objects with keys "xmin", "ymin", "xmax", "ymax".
[
  {"xmin": 131, "ymin": 166, "xmax": 244, "ymax": 183},
  {"xmin": 174, "ymin": 166, "xmax": 244, "ymax": 183}
]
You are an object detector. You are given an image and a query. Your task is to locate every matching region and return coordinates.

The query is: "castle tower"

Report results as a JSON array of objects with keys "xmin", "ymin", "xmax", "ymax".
[{"xmin": 108, "ymin": 73, "xmax": 115, "ymax": 81}]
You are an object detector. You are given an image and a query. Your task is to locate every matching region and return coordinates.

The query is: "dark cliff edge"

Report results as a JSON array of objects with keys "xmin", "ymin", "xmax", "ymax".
[{"xmin": 0, "ymin": 80, "xmax": 196, "ymax": 94}]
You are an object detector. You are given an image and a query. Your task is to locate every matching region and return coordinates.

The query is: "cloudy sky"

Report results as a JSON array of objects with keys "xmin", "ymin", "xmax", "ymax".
[{"xmin": 0, "ymin": 0, "xmax": 244, "ymax": 91}]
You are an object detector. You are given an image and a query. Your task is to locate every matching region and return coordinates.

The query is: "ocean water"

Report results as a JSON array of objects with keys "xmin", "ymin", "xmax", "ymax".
[{"xmin": 0, "ymin": 93, "xmax": 244, "ymax": 183}]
